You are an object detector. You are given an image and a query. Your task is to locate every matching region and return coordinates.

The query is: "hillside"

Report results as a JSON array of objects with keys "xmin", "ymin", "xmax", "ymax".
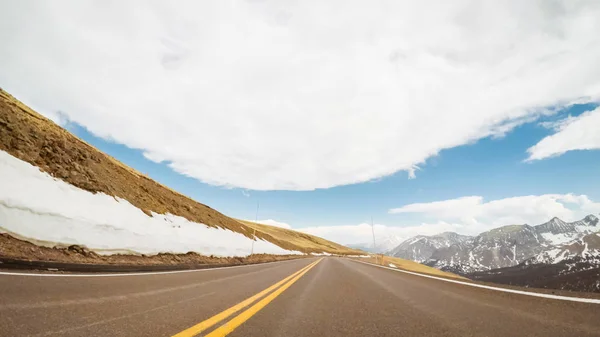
[
  {"xmin": 0, "ymin": 88, "xmax": 361, "ymax": 256},
  {"xmin": 237, "ymin": 220, "xmax": 355, "ymax": 255}
]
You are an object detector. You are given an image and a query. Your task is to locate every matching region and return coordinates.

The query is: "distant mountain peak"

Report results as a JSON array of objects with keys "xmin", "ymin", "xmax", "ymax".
[
  {"xmin": 483, "ymin": 224, "xmax": 530, "ymax": 236},
  {"xmin": 437, "ymin": 231, "xmax": 462, "ymax": 237},
  {"xmin": 548, "ymin": 216, "xmax": 566, "ymax": 224}
]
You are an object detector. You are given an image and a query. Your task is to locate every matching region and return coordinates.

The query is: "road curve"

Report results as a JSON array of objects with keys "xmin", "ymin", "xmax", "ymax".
[{"xmin": 1, "ymin": 257, "xmax": 599, "ymax": 337}]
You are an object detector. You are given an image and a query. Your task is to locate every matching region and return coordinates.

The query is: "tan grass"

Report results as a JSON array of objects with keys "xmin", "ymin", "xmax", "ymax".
[
  {"xmin": 237, "ymin": 220, "xmax": 361, "ymax": 255},
  {"xmin": 358, "ymin": 254, "xmax": 467, "ymax": 280}
]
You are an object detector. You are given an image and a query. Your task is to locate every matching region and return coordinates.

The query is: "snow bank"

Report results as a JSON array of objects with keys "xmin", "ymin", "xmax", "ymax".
[
  {"xmin": 310, "ymin": 252, "xmax": 334, "ymax": 256},
  {"xmin": 0, "ymin": 151, "xmax": 301, "ymax": 257},
  {"xmin": 541, "ymin": 224, "xmax": 600, "ymax": 245}
]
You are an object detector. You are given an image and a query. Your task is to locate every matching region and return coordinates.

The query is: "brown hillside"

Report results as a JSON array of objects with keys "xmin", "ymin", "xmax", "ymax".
[{"xmin": 0, "ymin": 88, "xmax": 361, "ymax": 255}]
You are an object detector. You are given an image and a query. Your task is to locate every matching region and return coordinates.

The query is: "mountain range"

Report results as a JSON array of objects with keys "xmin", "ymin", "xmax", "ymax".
[{"xmin": 387, "ymin": 215, "xmax": 600, "ymax": 275}]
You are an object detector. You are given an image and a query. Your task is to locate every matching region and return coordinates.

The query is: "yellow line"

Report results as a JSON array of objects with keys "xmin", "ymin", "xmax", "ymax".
[
  {"xmin": 205, "ymin": 258, "xmax": 323, "ymax": 337},
  {"xmin": 172, "ymin": 259, "xmax": 320, "ymax": 337}
]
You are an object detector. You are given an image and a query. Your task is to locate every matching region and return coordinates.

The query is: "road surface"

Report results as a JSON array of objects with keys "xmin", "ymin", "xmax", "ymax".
[{"xmin": 1, "ymin": 257, "xmax": 599, "ymax": 336}]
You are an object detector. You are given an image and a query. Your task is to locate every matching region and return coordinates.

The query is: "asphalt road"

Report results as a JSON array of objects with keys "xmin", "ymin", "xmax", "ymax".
[{"xmin": 1, "ymin": 257, "xmax": 599, "ymax": 337}]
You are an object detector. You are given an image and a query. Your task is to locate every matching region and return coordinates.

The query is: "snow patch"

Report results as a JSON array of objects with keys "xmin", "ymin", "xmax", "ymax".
[
  {"xmin": 582, "ymin": 242, "xmax": 589, "ymax": 258},
  {"xmin": 540, "ymin": 232, "xmax": 576, "ymax": 245},
  {"xmin": 310, "ymin": 252, "xmax": 333, "ymax": 256},
  {"xmin": 533, "ymin": 248, "xmax": 573, "ymax": 264},
  {"xmin": 0, "ymin": 150, "xmax": 301, "ymax": 257}
]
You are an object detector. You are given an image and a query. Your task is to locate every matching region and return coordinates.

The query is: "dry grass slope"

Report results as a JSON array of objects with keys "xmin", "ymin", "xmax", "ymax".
[
  {"xmin": 359, "ymin": 255, "xmax": 468, "ymax": 280},
  {"xmin": 238, "ymin": 220, "xmax": 358, "ymax": 255}
]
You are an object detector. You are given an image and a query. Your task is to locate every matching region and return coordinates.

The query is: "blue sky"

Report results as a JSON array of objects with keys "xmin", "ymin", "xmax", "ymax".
[
  {"xmin": 2, "ymin": 1, "xmax": 600, "ymax": 246},
  {"xmin": 64, "ymin": 102, "xmax": 600, "ymax": 231}
]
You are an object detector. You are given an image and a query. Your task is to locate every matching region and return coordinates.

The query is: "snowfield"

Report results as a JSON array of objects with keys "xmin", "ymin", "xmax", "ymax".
[
  {"xmin": 540, "ymin": 232, "xmax": 578, "ymax": 245},
  {"xmin": 0, "ymin": 150, "xmax": 301, "ymax": 257}
]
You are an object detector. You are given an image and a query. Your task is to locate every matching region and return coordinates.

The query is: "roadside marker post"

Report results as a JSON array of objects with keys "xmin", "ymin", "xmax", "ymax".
[
  {"xmin": 250, "ymin": 201, "xmax": 259, "ymax": 256},
  {"xmin": 371, "ymin": 216, "xmax": 378, "ymax": 264}
]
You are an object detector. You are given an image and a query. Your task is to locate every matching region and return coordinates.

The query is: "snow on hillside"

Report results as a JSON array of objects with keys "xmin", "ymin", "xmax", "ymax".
[
  {"xmin": 527, "ymin": 231, "xmax": 600, "ymax": 265},
  {"xmin": 388, "ymin": 232, "xmax": 472, "ymax": 262},
  {"xmin": 536, "ymin": 216, "xmax": 600, "ymax": 245},
  {"xmin": 0, "ymin": 150, "xmax": 301, "ymax": 257},
  {"xmin": 389, "ymin": 214, "xmax": 600, "ymax": 274}
]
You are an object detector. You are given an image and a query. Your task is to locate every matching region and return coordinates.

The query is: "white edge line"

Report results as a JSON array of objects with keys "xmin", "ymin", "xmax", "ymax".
[
  {"xmin": 350, "ymin": 259, "xmax": 600, "ymax": 304},
  {"xmin": 0, "ymin": 257, "xmax": 310, "ymax": 278}
]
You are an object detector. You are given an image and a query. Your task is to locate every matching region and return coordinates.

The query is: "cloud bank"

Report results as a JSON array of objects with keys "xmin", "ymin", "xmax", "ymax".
[
  {"xmin": 1, "ymin": 1, "xmax": 599, "ymax": 190},
  {"xmin": 298, "ymin": 194, "xmax": 600, "ymax": 246}
]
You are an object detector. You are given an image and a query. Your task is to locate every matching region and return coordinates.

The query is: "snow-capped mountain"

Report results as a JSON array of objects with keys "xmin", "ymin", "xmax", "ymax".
[
  {"xmin": 526, "ymin": 230, "xmax": 600, "ymax": 265},
  {"xmin": 534, "ymin": 215, "xmax": 599, "ymax": 245},
  {"xmin": 387, "ymin": 232, "xmax": 472, "ymax": 262},
  {"xmin": 390, "ymin": 214, "xmax": 600, "ymax": 274},
  {"xmin": 427, "ymin": 224, "xmax": 548, "ymax": 273},
  {"xmin": 376, "ymin": 234, "xmax": 405, "ymax": 253}
]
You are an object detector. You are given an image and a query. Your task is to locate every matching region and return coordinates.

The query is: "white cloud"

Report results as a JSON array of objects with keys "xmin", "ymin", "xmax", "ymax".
[
  {"xmin": 254, "ymin": 219, "xmax": 292, "ymax": 229},
  {"xmin": 390, "ymin": 196, "xmax": 483, "ymax": 220},
  {"xmin": 527, "ymin": 107, "xmax": 600, "ymax": 160},
  {"xmin": 407, "ymin": 165, "xmax": 420, "ymax": 179},
  {"xmin": 298, "ymin": 194, "xmax": 600, "ymax": 247},
  {"xmin": 538, "ymin": 114, "xmax": 578, "ymax": 131},
  {"xmin": 1, "ymin": 1, "xmax": 600, "ymax": 190}
]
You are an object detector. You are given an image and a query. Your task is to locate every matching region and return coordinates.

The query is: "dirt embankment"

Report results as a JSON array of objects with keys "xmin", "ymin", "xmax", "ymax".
[
  {"xmin": 0, "ymin": 233, "xmax": 306, "ymax": 271},
  {"xmin": 0, "ymin": 89, "xmax": 361, "ymax": 255}
]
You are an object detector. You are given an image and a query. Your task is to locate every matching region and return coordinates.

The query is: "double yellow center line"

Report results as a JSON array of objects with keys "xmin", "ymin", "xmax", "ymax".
[{"xmin": 172, "ymin": 258, "xmax": 322, "ymax": 337}]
